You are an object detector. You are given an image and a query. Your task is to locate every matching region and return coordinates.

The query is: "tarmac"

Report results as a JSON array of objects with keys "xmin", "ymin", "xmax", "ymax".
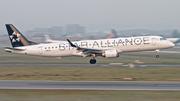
[
  {"xmin": 0, "ymin": 80, "xmax": 179, "ymax": 90},
  {"xmin": 0, "ymin": 62, "xmax": 180, "ymax": 66}
]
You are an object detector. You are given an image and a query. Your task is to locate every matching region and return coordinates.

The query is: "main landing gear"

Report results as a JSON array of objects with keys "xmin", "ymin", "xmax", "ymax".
[
  {"xmin": 90, "ymin": 59, "xmax": 96, "ymax": 64},
  {"xmin": 90, "ymin": 54, "xmax": 96, "ymax": 64},
  {"xmin": 155, "ymin": 49, "xmax": 159, "ymax": 58}
]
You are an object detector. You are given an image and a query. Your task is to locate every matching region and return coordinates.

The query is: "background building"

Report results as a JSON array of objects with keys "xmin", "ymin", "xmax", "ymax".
[{"xmin": 66, "ymin": 24, "xmax": 85, "ymax": 35}]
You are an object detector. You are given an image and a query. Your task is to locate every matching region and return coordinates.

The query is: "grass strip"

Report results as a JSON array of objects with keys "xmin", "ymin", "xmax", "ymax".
[
  {"xmin": 0, "ymin": 65, "xmax": 180, "ymax": 81},
  {"xmin": 0, "ymin": 90, "xmax": 180, "ymax": 101}
]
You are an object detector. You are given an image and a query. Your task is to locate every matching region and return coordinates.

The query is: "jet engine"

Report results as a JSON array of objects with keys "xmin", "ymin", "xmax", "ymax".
[{"xmin": 102, "ymin": 49, "xmax": 119, "ymax": 58}]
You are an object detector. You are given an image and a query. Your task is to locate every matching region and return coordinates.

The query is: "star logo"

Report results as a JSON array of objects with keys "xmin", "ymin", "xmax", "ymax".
[{"xmin": 10, "ymin": 32, "xmax": 21, "ymax": 43}]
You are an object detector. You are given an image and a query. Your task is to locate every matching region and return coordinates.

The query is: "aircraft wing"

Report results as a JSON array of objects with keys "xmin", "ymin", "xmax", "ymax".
[
  {"xmin": 67, "ymin": 39, "xmax": 103, "ymax": 56},
  {"xmin": 77, "ymin": 47, "xmax": 103, "ymax": 54}
]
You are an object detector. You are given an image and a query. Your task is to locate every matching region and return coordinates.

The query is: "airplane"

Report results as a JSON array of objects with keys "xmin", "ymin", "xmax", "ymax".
[
  {"xmin": 106, "ymin": 29, "xmax": 180, "ymax": 45},
  {"xmin": 5, "ymin": 24, "xmax": 175, "ymax": 64},
  {"xmin": 106, "ymin": 29, "xmax": 118, "ymax": 39},
  {"xmin": 44, "ymin": 35, "xmax": 66, "ymax": 43},
  {"xmin": 44, "ymin": 29, "xmax": 118, "ymax": 43},
  {"xmin": 166, "ymin": 38, "xmax": 180, "ymax": 45}
]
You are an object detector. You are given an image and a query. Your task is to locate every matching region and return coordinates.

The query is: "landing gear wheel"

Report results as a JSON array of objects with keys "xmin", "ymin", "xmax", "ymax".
[
  {"xmin": 90, "ymin": 59, "xmax": 96, "ymax": 64},
  {"xmin": 155, "ymin": 49, "xmax": 160, "ymax": 58},
  {"xmin": 156, "ymin": 55, "xmax": 159, "ymax": 58}
]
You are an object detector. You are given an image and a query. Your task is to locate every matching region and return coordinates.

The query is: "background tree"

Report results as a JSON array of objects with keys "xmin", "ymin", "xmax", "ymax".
[{"xmin": 172, "ymin": 29, "xmax": 180, "ymax": 38}]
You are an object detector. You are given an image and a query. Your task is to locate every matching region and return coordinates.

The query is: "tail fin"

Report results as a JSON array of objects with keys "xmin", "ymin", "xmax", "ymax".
[
  {"xmin": 6, "ymin": 24, "xmax": 33, "ymax": 47},
  {"xmin": 44, "ymin": 35, "xmax": 52, "ymax": 42},
  {"xmin": 111, "ymin": 29, "xmax": 118, "ymax": 38},
  {"xmin": 106, "ymin": 29, "xmax": 118, "ymax": 39}
]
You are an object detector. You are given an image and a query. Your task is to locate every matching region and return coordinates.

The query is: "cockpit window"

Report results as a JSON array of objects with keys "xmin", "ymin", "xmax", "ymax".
[{"xmin": 160, "ymin": 38, "xmax": 166, "ymax": 41}]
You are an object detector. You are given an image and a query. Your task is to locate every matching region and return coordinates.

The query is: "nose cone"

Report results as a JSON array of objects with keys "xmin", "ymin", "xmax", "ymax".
[{"xmin": 169, "ymin": 42, "xmax": 175, "ymax": 47}]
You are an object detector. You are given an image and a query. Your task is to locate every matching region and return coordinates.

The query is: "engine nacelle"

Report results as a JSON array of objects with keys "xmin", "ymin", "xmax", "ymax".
[{"xmin": 102, "ymin": 49, "xmax": 119, "ymax": 58}]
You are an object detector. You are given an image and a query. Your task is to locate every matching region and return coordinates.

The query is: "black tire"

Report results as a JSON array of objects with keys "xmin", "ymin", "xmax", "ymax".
[
  {"xmin": 90, "ymin": 59, "xmax": 96, "ymax": 64},
  {"xmin": 93, "ymin": 59, "xmax": 96, "ymax": 64},
  {"xmin": 156, "ymin": 55, "xmax": 159, "ymax": 58}
]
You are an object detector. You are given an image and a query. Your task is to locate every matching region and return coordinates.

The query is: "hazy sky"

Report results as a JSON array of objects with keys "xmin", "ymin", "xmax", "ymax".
[{"xmin": 0, "ymin": 0, "xmax": 180, "ymax": 32}]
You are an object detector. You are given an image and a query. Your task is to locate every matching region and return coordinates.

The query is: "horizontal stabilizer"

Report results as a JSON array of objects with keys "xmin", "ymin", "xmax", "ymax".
[{"xmin": 5, "ymin": 47, "xmax": 25, "ymax": 52}]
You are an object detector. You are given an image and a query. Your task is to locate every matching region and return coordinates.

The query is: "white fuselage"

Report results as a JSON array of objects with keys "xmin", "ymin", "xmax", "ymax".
[{"xmin": 11, "ymin": 36, "xmax": 174, "ymax": 57}]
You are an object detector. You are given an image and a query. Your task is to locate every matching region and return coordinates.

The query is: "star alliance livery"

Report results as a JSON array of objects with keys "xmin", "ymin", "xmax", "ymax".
[{"xmin": 5, "ymin": 24, "xmax": 175, "ymax": 64}]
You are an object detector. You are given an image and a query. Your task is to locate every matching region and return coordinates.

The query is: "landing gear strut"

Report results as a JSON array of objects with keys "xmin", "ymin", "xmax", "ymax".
[
  {"xmin": 155, "ymin": 49, "xmax": 160, "ymax": 58},
  {"xmin": 90, "ymin": 54, "xmax": 96, "ymax": 64}
]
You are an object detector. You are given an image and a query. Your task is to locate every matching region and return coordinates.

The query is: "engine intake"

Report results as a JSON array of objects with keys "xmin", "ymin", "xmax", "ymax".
[{"xmin": 102, "ymin": 49, "xmax": 119, "ymax": 58}]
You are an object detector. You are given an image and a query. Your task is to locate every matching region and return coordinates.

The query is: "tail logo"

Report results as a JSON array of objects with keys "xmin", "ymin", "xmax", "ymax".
[
  {"xmin": 6, "ymin": 24, "xmax": 37, "ymax": 47},
  {"xmin": 10, "ymin": 32, "xmax": 20, "ymax": 43}
]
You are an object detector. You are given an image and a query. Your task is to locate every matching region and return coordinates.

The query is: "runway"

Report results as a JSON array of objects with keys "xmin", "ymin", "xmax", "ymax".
[
  {"xmin": 0, "ymin": 62, "xmax": 180, "ymax": 66},
  {"xmin": 0, "ymin": 80, "xmax": 180, "ymax": 90},
  {"xmin": 143, "ymin": 50, "xmax": 180, "ymax": 53}
]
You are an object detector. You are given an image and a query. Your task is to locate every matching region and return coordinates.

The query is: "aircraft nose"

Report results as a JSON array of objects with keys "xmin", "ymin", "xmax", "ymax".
[{"xmin": 169, "ymin": 42, "xmax": 175, "ymax": 47}]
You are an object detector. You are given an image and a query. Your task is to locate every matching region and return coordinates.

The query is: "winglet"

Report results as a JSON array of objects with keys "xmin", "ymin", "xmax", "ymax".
[{"xmin": 67, "ymin": 39, "xmax": 76, "ymax": 47}]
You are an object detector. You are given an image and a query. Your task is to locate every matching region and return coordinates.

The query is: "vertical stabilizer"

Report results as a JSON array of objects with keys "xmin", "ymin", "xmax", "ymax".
[
  {"xmin": 106, "ymin": 29, "xmax": 118, "ymax": 39},
  {"xmin": 6, "ymin": 24, "xmax": 30, "ymax": 47},
  {"xmin": 44, "ymin": 35, "xmax": 52, "ymax": 42},
  {"xmin": 111, "ymin": 29, "xmax": 118, "ymax": 38}
]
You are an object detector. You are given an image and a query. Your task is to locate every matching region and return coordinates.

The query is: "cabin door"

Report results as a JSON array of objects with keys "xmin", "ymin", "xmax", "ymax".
[
  {"xmin": 152, "ymin": 38, "xmax": 156, "ymax": 46},
  {"xmin": 38, "ymin": 46, "xmax": 43, "ymax": 54}
]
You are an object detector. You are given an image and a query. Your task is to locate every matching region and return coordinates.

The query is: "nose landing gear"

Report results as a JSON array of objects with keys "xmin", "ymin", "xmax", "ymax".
[
  {"xmin": 155, "ymin": 49, "xmax": 160, "ymax": 58},
  {"xmin": 156, "ymin": 55, "xmax": 159, "ymax": 58},
  {"xmin": 90, "ymin": 54, "xmax": 97, "ymax": 64}
]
